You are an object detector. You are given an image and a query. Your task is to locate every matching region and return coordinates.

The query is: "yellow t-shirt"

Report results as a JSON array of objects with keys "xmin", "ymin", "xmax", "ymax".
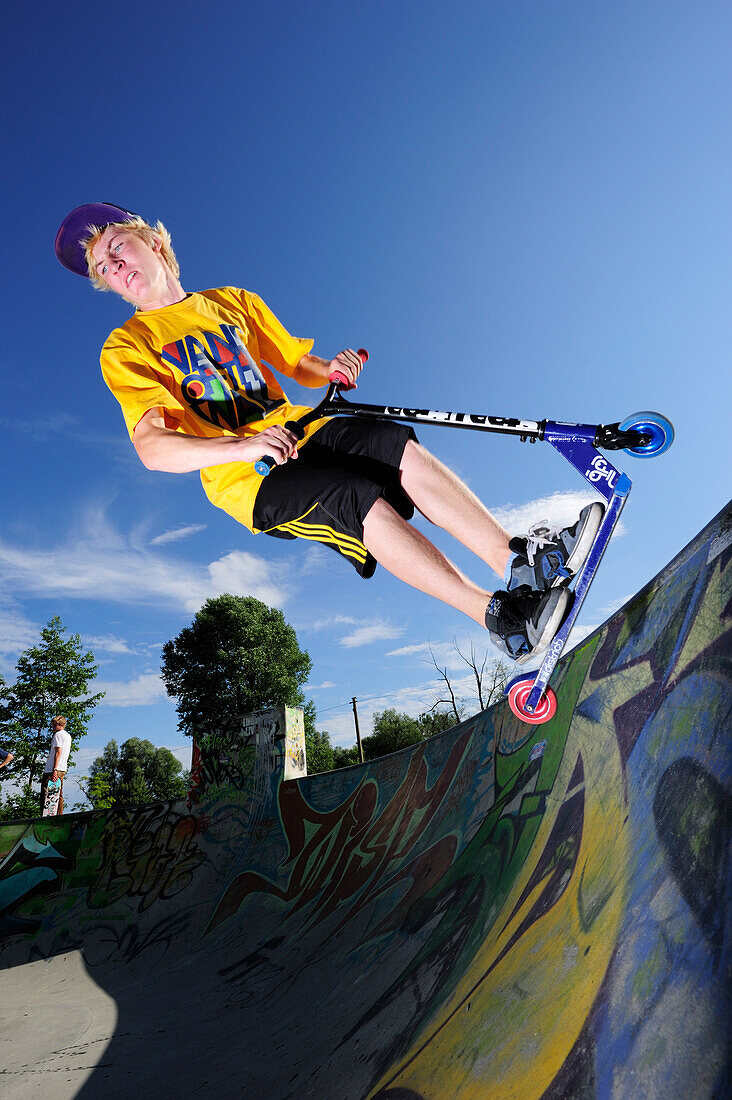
[{"xmin": 100, "ymin": 288, "xmax": 328, "ymax": 531}]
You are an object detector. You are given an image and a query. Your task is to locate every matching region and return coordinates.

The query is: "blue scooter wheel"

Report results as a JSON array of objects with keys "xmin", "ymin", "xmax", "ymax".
[{"xmin": 619, "ymin": 411, "xmax": 675, "ymax": 458}]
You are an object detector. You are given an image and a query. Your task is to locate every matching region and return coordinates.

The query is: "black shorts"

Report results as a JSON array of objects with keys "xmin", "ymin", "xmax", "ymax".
[{"xmin": 252, "ymin": 417, "xmax": 417, "ymax": 577}]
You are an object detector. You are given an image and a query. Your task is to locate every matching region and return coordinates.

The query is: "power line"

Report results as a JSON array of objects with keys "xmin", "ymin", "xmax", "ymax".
[
  {"xmin": 313, "ymin": 681, "xmax": 445, "ymax": 715},
  {"xmin": 311, "ymin": 667, "xmax": 494, "ymax": 718}
]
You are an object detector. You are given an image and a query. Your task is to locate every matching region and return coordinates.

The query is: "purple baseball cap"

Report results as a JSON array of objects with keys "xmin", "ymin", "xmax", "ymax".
[{"xmin": 54, "ymin": 202, "xmax": 140, "ymax": 277}]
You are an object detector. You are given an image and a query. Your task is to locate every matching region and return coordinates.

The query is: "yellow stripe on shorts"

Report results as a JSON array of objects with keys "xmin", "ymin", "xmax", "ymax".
[
  {"xmin": 266, "ymin": 502, "xmax": 370, "ymax": 565},
  {"xmin": 280, "ymin": 520, "xmax": 369, "ymax": 564}
]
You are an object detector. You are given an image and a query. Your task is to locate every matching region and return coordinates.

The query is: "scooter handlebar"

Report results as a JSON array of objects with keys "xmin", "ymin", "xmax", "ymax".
[{"xmin": 256, "ymin": 348, "xmax": 369, "ymax": 475}]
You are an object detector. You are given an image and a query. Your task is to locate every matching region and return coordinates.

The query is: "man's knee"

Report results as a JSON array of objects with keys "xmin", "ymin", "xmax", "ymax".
[
  {"xmin": 362, "ymin": 494, "xmax": 411, "ymax": 543},
  {"xmin": 363, "ymin": 493, "xmax": 393, "ymax": 526},
  {"xmin": 399, "ymin": 439, "xmax": 450, "ymax": 484},
  {"xmin": 399, "ymin": 437, "xmax": 422, "ymax": 470}
]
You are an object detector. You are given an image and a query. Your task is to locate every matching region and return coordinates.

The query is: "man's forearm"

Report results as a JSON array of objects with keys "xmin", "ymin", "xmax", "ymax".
[
  {"xmin": 134, "ymin": 420, "xmax": 252, "ymax": 473},
  {"xmin": 133, "ymin": 411, "xmax": 300, "ymax": 473},
  {"xmin": 290, "ymin": 354, "xmax": 333, "ymax": 388},
  {"xmin": 292, "ymin": 349, "xmax": 364, "ymax": 389}
]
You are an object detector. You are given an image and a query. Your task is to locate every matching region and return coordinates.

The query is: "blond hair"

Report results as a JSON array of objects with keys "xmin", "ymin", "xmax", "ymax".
[
  {"xmin": 82, "ymin": 216, "xmax": 180, "ymax": 292},
  {"xmin": 52, "ymin": 716, "xmax": 67, "ymax": 728}
]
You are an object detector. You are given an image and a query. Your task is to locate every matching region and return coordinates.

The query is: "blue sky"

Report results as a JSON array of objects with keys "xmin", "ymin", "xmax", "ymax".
[{"xmin": 2, "ymin": 1, "xmax": 730, "ymax": 808}]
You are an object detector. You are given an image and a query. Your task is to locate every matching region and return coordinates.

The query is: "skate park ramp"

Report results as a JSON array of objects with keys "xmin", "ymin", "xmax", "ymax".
[{"xmin": 0, "ymin": 502, "xmax": 730, "ymax": 1099}]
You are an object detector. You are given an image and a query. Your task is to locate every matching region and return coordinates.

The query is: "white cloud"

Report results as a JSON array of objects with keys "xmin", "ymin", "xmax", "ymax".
[
  {"xmin": 0, "ymin": 603, "xmax": 39, "ymax": 658},
  {"xmin": 308, "ymin": 614, "xmax": 359, "ymax": 632},
  {"xmin": 306, "ymin": 681, "xmax": 337, "ymax": 690},
  {"xmin": 206, "ymin": 550, "xmax": 287, "ymax": 608},
  {"xmin": 386, "ymin": 640, "xmax": 466, "ymax": 670},
  {"xmin": 303, "ymin": 615, "xmax": 407, "ymax": 648},
  {"xmin": 67, "ymin": 745, "xmax": 102, "ymax": 771},
  {"xmin": 298, "ymin": 544, "xmax": 333, "ymax": 574},
  {"xmin": 386, "ymin": 632, "xmax": 510, "ymax": 673},
  {"xmin": 492, "ymin": 490, "xmax": 625, "ymax": 539},
  {"xmin": 1, "ymin": 413, "xmax": 131, "ymax": 461},
  {"xmin": 386, "ymin": 641, "xmax": 433, "ymax": 658},
  {"xmin": 150, "ymin": 524, "xmax": 206, "ymax": 546},
  {"xmin": 599, "ymin": 594, "xmax": 633, "ymax": 617},
  {"xmin": 84, "ymin": 634, "xmax": 135, "ymax": 655},
  {"xmin": 339, "ymin": 620, "xmax": 406, "ymax": 648},
  {"xmin": 0, "ymin": 508, "xmax": 291, "ymax": 613},
  {"xmin": 96, "ymin": 673, "xmax": 168, "ymax": 707}
]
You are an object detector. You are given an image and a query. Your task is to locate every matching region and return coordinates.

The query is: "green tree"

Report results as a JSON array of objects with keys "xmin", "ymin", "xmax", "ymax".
[
  {"xmin": 302, "ymin": 700, "xmax": 334, "ymax": 773},
  {"xmin": 80, "ymin": 738, "xmax": 189, "ymax": 809},
  {"xmin": 161, "ymin": 595, "xmax": 313, "ymax": 739},
  {"xmin": 0, "ymin": 617, "xmax": 103, "ymax": 812},
  {"xmin": 120, "ymin": 738, "xmax": 187, "ymax": 801},
  {"xmin": 361, "ymin": 709, "xmax": 425, "ymax": 761},
  {"xmin": 80, "ymin": 772, "xmax": 115, "ymax": 811},
  {"xmin": 354, "ymin": 708, "xmax": 460, "ymax": 764},
  {"xmin": 0, "ymin": 788, "xmax": 39, "ymax": 822},
  {"xmin": 416, "ymin": 709, "xmax": 460, "ymax": 738},
  {"xmin": 0, "ymin": 671, "xmax": 9, "ymax": 721},
  {"xmin": 80, "ymin": 740, "xmax": 120, "ymax": 809},
  {"xmin": 305, "ymin": 729, "xmax": 334, "ymax": 773},
  {"xmin": 332, "ymin": 745, "xmax": 361, "ymax": 769}
]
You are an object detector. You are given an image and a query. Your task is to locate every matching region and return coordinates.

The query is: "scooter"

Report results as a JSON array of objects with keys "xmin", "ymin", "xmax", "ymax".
[{"xmin": 255, "ymin": 351, "xmax": 674, "ymax": 724}]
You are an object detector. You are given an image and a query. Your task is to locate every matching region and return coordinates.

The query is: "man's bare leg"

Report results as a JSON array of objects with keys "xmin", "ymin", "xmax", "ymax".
[
  {"xmin": 362, "ymin": 496, "xmax": 492, "ymax": 626},
  {"xmin": 399, "ymin": 440, "xmax": 512, "ymax": 579}
]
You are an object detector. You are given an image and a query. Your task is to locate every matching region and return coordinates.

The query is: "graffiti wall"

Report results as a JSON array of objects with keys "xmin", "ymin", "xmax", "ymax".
[
  {"xmin": 187, "ymin": 703, "xmax": 306, "ymax": 806},
  {"xmin": 0, "ymin": 504, "xmax": 729, "ymax": 1099}
]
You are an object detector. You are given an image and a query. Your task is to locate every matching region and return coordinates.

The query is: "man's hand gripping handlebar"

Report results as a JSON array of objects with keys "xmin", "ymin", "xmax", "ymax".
[{"xmin": 254, "ymin": 349, "xmax": 368, "ymax": 476}]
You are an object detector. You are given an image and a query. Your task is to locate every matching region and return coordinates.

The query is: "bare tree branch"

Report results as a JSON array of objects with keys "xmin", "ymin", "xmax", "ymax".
[
  {"xmin": 427, "ymin": 639, "xmax": 510, "ymax": 718},
  {"xmin": 452, "ymin": 636, "xmax": 492, "ymax": 709},
  {"xmin": 428, "ymin": 645, "xmax": 463, "ymax": 722}
]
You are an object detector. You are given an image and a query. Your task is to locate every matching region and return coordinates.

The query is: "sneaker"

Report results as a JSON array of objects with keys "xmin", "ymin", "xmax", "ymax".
[
  {"xmin": 485, "ymin": 585, "xmax": 573, "ymax": 664},
  {"xmin": 508, "ymin": 502, "xmax": 604, "ymax": 592}
]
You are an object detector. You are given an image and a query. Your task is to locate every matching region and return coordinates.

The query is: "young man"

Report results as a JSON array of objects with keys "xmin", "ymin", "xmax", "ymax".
[
  {"xmin": 40, "ymin": 716, "xmax": 72, "ymax": 815},
  {"xmin": 55, "ymin": 203, "xmax": 603, "ymax": 662}
]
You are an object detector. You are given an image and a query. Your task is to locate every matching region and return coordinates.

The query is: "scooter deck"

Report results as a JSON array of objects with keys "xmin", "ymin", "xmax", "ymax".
[{"xmin": 520, "ymin": 476, "xmax": 631, "ymax": 714}]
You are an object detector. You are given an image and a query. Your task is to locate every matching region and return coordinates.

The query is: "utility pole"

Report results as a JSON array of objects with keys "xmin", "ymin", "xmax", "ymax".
[{"xmin": 351, "ymin": 697, "xmax": 364, "ymax": 763}]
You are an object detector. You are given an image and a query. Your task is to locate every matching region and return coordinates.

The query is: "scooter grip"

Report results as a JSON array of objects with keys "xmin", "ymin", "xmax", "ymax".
[
  {"xmin": 328, "ymin": 348, "xmax": 369, "ymax": 387},
  {"xmin": 255, "ymin": 417, "xmax": 307, "ymax": 476},
  {"xmin": 254, "ymin": 455, "xmax": 276, "ymax": 476}
]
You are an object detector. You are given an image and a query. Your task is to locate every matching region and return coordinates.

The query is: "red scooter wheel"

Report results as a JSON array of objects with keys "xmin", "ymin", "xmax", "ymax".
[{"xmin": 507, "ymin": 678, "xmax": 558, "ymax": 725}]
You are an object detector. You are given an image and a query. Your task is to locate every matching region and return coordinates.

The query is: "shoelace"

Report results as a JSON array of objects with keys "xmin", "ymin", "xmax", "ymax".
[{"xmin": 523, "ymin": 521, "xmax": 563, "ymax": 566}]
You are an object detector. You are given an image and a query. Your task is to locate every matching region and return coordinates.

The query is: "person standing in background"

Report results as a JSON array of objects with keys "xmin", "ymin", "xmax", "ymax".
[{"xmin": 40, "ymin": 716, "xmax": 72, "ymax": 815}]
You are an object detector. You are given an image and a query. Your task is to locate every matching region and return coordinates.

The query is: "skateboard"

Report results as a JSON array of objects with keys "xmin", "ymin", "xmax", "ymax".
[
  {"xmin": 255, "ymin": 352, "xmax": 674, "ymax": 724},
  {"xmin": 42, "ymin": 776, "xmax": 62, "ymax": 817}
]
